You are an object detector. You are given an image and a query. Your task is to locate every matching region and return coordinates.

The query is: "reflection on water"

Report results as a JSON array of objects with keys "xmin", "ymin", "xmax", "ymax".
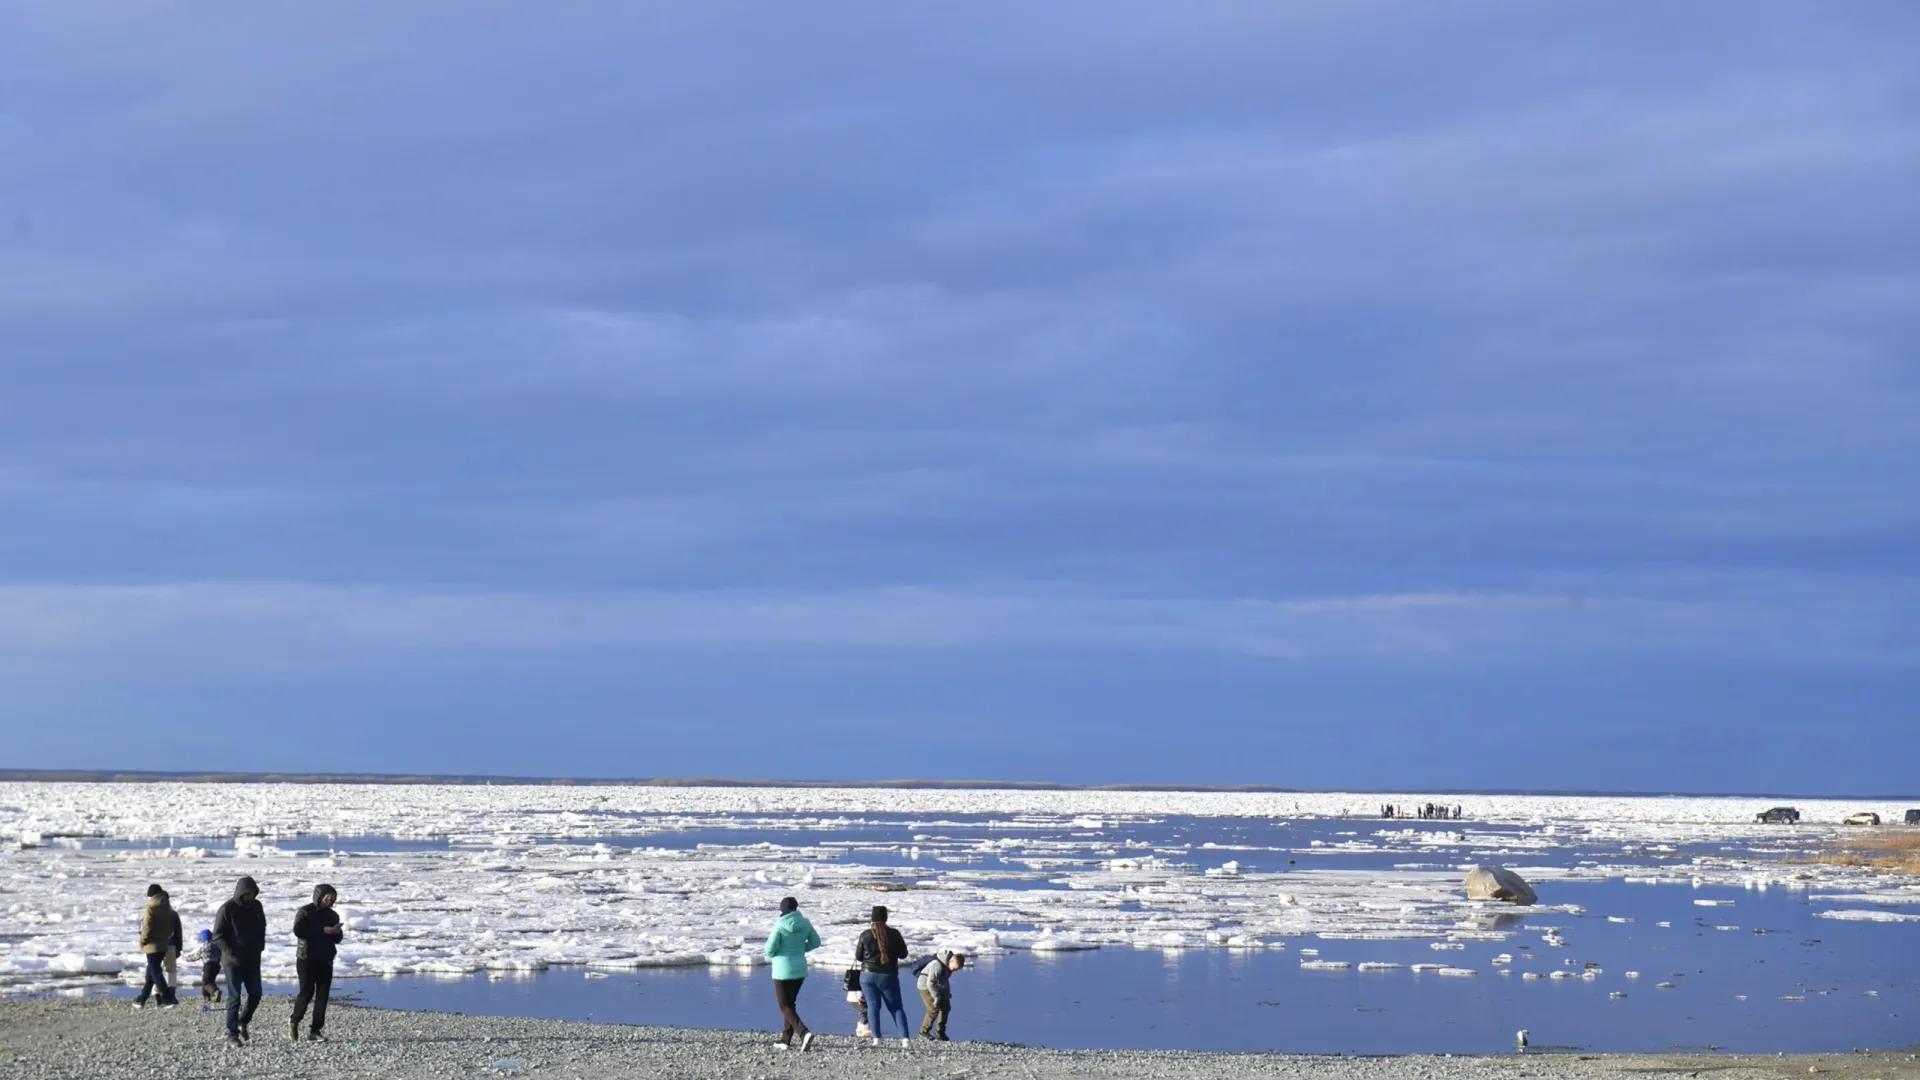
[
  {"xmin": 43, "ymin": 803, "xmax": 1917, "ymax": 1046},
  {"xmin": 337, "ymin": 881, "xmax": 1919, "ymax": 1054}
]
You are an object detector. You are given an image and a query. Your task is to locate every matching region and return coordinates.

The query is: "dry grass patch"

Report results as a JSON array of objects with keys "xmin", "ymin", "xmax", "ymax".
[{"xmin": 1813, "ymin": 829, "xmax": 1920, "ymax": 875}]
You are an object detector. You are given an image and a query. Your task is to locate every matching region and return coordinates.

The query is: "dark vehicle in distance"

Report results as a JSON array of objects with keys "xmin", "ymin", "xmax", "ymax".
[
  {"xmin": 1755, "ymin": 806, "xmax": 1801, "ymax": 824},
  {"xmin": 1906, "ymin": 809, "xmax": 1920, "ymax": 825}
]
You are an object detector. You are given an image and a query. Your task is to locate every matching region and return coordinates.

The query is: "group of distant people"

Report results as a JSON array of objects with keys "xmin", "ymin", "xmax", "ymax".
[
  {"xmin": 1380, "ymin": 802, "xmax": 1464, "ymax": 820},
  {"xmin": 129, "ymin": 875, "xmax": 342, "ymax": 1047},
  {"xmin": 764, "ymin": 899, "xmax": 967, "ymax": 1049},
  {"xmin": 135, "ymin": 879, "xmax": 963, "ymax": 1050}
]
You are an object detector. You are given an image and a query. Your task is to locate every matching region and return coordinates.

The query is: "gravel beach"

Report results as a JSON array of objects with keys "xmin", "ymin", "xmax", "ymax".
[{"xmin": 3, "ymin": 999, "xmax": 1915, "ymax": 1080}]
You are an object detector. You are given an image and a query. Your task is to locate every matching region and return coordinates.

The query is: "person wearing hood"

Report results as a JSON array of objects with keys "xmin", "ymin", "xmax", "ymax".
[
  {"xmin": 133, "ymin": 884, "xmax": 179, "ymax": 1009},
  {"xmin": 212, "ymin": 876, "xmax": 267, "ymax": 1046},
  {"xmin": 290, "ymin": 883, "xmax": 343, "ymax": 1041},
  {"xmin": 761, "ymin": 896, "xmax": 822, "ymax": 1051},
  {"xmin": 910, "ymin": 950, "xmax": 966, "ymax": 1041}
]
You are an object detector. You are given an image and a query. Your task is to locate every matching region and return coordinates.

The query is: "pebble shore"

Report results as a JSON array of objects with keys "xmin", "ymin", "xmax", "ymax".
[{"xmin": 3, "ymin": 999, "xmax": 1915, "ymax": 1080}]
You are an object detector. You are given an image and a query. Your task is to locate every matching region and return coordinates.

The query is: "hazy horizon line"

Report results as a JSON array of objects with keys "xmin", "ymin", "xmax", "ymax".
[{"xmin": 2, "ymin": 768, "xmax": 1911, "ymax": 803}]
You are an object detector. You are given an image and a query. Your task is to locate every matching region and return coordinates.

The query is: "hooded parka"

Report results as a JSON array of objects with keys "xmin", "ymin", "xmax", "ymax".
[
  {"xmin": 293, "ymin": 884, "xmax": 342, "ymax": 961},
  {"xmin": 212, "ymin": 876, "xmax": 267, "ymax": 961},
  {"xmin": 762, "ymin": 909, "xmax": 822, "ymax": 981},
  {"xmin": 139, "ymin": 891, "xmax": 177, "ymax": 955},
  {"xmin": 913, "ymin": 949, "xmax": 957, "ymax": 998}
]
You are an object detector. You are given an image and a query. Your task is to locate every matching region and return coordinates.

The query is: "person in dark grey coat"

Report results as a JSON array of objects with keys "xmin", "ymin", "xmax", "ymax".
[
  {"xmin": 289, "ymin": 883, "xmax": 343, "ymax": 1041},
  {"xmin": 211, "ymin": 876, "xmax": 267, "ymax": 1046},
  {"xmin": 911, "ymin": 950, "xmax": 966, "ymax": 1040}
]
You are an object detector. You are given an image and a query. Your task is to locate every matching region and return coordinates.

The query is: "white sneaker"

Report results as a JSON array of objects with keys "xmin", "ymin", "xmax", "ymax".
[
  {"xmin": 772, "ymin": 1042, "xmax": 789, "ymax": 1051},
  {"xmin": 901, "ymin": 1038, "xmax": 911, "ymax": 1049},
  {"xmin": 800, "ymin": 1033, "xmax": 816, "ymax": 1052},
  {"xmin": 869, "ymin": 1037, "xmax": 880, "ymax": 1046}
]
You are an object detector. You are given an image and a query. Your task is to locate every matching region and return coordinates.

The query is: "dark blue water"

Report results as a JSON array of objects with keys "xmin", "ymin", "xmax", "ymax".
[
  {"xmin": 75, "ymin": 814, "xmax": 1911, "ymax": 1050},
  {"xmin": 58, "ymin": 811, "xmax": 1808, "ymax": 874},
  {"xmin": 403, "ymin": 811, "xmax": 1806, "ymax": 882},
  {"xmin": 333, "ymin": 882, "xmax": 1920, "ymax": 1054}
]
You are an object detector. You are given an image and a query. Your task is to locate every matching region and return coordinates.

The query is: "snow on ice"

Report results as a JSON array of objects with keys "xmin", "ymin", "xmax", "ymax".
[{"xmin": 0, "ymin": 783, "xmax": 1913, "ymax": 994}]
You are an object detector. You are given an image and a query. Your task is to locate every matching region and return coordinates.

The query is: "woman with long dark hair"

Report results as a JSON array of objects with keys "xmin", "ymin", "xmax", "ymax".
[{"xmin": 852, "ymin": 905, "xmax": 911, "ymax": 1046}]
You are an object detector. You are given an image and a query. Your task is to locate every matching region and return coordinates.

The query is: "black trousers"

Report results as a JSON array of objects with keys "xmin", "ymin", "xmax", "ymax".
[
  {"xmin": 291, "ymin": 954, "xmax": 334, "ymax": 1033},
  {"xmin": 136, "ymin": 952, "xmax": 172, "ymax": 1004},
  {"xmin": 773, "ymin": 977, "xmax": 808, "ymax": 1043}
]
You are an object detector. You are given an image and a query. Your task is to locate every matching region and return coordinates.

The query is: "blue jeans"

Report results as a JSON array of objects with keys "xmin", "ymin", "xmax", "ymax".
[
  {"xmin": 859, "ymin": 972, "xmax": 907, "ymax": 1037},
  {"xmin": 135, "ymin": 952, "xmax": 171, "ymax": 1004},
  {"xmin": 223, "ymin": 956, "xmax": 262, "ymax": 1036}
]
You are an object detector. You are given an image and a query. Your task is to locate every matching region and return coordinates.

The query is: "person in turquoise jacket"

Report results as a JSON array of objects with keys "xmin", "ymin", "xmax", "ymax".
[{"xmin": 763, "ymin": 896, "xmax": 822, "ymax": 1050}]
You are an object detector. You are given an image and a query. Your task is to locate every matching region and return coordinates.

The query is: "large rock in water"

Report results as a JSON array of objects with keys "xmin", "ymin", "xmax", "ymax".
[{"xmin": 1464, "ymin": 865, "xmax": 1537, "ymax": 905}]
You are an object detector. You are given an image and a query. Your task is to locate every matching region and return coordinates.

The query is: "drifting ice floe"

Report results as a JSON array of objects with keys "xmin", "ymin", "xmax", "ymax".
[
  {"xmin": 1815, "ymin": 909, "xmax": 1920, "ymax": 923},
  {"xmin": 1, "ymin": 782, "xmax": 1914, "ymax": 994}
]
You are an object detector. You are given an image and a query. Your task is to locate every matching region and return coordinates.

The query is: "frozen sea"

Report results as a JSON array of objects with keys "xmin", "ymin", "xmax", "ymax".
[{"xmin": 3, "ymin": 784, "xmax": 1916, "ymax": 1052}]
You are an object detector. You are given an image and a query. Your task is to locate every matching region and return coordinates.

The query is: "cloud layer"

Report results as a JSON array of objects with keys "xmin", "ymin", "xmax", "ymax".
[{"xmin": 2, "ymin": 3, "xmax": 1916, "ymax": 787}]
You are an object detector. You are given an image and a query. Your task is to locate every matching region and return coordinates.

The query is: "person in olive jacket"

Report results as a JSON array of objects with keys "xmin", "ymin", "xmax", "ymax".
[
  {"xmin": 761, "ymin": 896, "xmax": 822, "ymax": 1050},
  {"xmin": 133, "ymin": 884, "xmax": 179, "ymax": 1008},
  {"xmin": 290, "ymin": 883, "xmax": 343, "ymax": 1041},
  {"xmin": 211, "ymin": 876, "xmax": 267, "ymax": 1046}
]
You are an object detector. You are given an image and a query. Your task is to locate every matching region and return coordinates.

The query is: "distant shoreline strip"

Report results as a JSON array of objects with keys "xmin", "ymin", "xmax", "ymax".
[{"xmin": 0, "ymin": 769, "xmax": 1908, "ymax": 801}]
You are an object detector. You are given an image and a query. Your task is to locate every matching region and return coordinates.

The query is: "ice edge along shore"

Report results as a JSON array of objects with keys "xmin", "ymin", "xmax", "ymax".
[{"xmin": 3, "ymin": 783, "xmax": 1915, "ymax": 994}]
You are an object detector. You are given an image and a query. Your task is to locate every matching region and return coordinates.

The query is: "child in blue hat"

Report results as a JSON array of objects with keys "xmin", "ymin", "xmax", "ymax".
[{"xmin": 183, "ymin": 928, "xmax": 223, "ymax": 1004}]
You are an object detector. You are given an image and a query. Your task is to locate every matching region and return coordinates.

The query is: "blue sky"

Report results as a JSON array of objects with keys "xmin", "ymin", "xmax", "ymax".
[{"xmin": 2, "ymin": 3, "xmax": 1915, "ymax": 793}]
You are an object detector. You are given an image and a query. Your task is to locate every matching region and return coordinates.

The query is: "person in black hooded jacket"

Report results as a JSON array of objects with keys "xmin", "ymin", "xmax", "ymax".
[
  {"xmin": 289, "ymin": 883, "xmax": 343, "ymax": 1041},
  {"xmin": 212, "ymin": 876, "xmax": 267, "ymax": 1046}
]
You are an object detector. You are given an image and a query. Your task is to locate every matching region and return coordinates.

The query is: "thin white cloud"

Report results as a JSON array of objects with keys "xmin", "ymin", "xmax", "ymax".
[
  {"xmin": 0, "ymin": 576, "xmax": 1908, "ymax": 674},
  {"xmin": 0, "ymin": 1, "xmax": 1913, "ymax": 760}
]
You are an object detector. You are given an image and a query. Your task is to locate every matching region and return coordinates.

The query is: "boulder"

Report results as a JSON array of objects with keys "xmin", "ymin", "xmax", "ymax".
[{"xmin": 1465, "ymin": 865, "xmax": 1537, "ymax": 905}]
